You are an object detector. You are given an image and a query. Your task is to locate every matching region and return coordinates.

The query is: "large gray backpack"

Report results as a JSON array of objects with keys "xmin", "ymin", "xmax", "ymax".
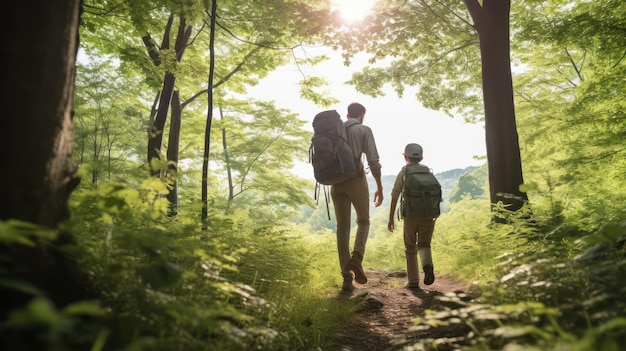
[
  {"xmin": 401, "ymin": 164, "xmax": 442, "ymax": 219},
  {"xmin": 309, "ymin": 110, "xmax": 357, "ymax": 185}
]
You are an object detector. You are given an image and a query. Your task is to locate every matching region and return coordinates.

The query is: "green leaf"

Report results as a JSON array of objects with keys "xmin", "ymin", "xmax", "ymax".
[
  {"xmin": 6, "ymin": 298, "xmax": 59, "ymax": 327},
  {"xmin": 62, "ymin": 300, "xmax": 105, "ymax": 317},
  {"xmin": 0, "ymin": 220, "xmax": 57, "ymax": 246},
  {"xmin": 0, "ymin": 278, "xmax": 44, "ymax": 296},
  {"xmin": 137, "ymin": 261, "xmax": 184, "ymax": 289},
  {"xmin": 519, "ymin": 183, "xmax": 538, "ymax": 192}
]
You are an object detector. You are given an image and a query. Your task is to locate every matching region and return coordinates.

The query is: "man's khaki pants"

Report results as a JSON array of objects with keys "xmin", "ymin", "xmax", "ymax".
[{"xmin": 331, "ymin": 173, "xmax": 370, "ymax": 278}]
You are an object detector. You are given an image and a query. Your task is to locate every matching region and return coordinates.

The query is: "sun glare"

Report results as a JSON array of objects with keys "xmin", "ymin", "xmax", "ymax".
[{"xmin": 332, "ymin": 0, "xmax": 375, "ymax": 23}]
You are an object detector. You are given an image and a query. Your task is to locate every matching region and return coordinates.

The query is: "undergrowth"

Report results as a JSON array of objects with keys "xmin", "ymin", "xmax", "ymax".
[
  {"xmin": 3, "ymin": 176, "xmax": 624, "ymax": 351},
  {"xmin": 0, "ymin": 179, "xmax": 356, "ymax": 351},
  {"xmin": 400, "ymin": 220, "xmax": 626, "ymax": 351}
]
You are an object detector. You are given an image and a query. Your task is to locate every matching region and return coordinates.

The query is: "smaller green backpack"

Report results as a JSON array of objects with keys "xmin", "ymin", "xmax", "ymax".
[{"xmin": 401, "ymin": 164, "xmax": 442, "ymax": 219}]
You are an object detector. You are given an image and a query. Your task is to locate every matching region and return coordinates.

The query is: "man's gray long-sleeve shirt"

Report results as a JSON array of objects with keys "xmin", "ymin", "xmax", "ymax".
[{"xmin": 345, "ymin": 119, "xmax": 382, "ymax": 178}]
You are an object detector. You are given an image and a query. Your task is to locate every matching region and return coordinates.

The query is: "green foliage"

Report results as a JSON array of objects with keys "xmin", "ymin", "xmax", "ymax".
[
  {"xmin": 81, "ymin": 0, "xmax": 335, "ymax": 102},
  {"xmin": 299, "ymin": 76, "xmax": 340, "ymax": 106},
  {"xmin": 53, "ymin": 178, "xmax": 351, "ymax": 350},
  {"xmin": 1, "ymin": 297, "xmax": 105, "ymax": 351},
  {"xmin": 74, "ymin": 57, "xmax": 151, "ymax": 186},
  {"xmin": 366, "ymin": 228, "xmax": 405, "ymax": 271},
  {"xmin": 323, "ymin": 0, "xmax": 483, "ymax": 122},
  {"xmin": 0, "ymin": 220, "xmax": 57, "ymax": 247},
  {"xmin": 399, "ymin": 219, "xmax": 626, "ymax": 351},
  {"xmin": 513, "ymin": 0, "xmax": 626, "ymax": 231},
  {"xmin": 0, "ymin": 219, "xmax": 106, "ymax": 351},
  {"xmin": 218, "ymin": 223, "xmax": 355, "ymax": 349},
  {"xmin": 209, "ymin": 98, "xmax": 315, "ymax": 220},
  {"xmin": 448, "ymin": 172, "xmax": 486, "ymax": 203},
  {"xmin": 79, "ymin": 1, "xmax": 325, "ymax": 220},
  {"xmin": 433, "ymin": 198, "xmax": 538, "ymax": 283}
]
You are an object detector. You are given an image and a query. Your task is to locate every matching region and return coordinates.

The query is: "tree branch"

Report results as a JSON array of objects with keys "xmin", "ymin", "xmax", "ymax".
[
  {"xmin": 291, "ymin": 42, "xmax": 309, "ymax": 80},
  {"xmin": 139, "ymin": 14, "xmax": 174, "ymax": 67},
  {"xmin": 462, "ymin": 0, "xmax": 482, "ymax": 25},
  {"xmin": 611, "ymin": 49, "xmax": 626, "ymax": 69},
  {"xmin": 181, "ymin": 46, "xmax": 262, "ymax": 109},
  {"xmin": 162, "ymin": 13, "xmax": 174, "ymax": 50},
  {"xmin": 214, "ymin": 46, "xmax": 261, "ymax": 87},
  {"xmin": 564, "ymin": 45, "xmax": 584, "ymax": 82},
  {"xmin": 141, "ymin": 34, "xmax": 161, "ymax": 65},
  {"xmin": 206, "ymin": 11, "xmax": 300, "ymax": 51},
  {"xmin": 174, "ymin": 16, "xmax": 192, "ymax": 61},
  {"xmin": 187, "ymin": 21, "xmax": 207, "ymax": 48},
  {"xmin": 428, "ymin": 0, "xmax": 474, "ymax": 29},
  {"xmin": 238, "ymin": 135, "xmax": 282, "ymax": 193},
  {"xmin": 408, "ymin": 39, "xmax": 478, "ymax": 76},
  {"xmin": 82, "ymin": 2, "xmax": 125, "ymax": 17}
]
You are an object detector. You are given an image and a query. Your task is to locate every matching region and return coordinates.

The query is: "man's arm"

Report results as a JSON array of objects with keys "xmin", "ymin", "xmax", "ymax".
[
  {"xmin": 365, "ymin": 135, "xmax": 382, "ymax": 177},
  {"xmin": 373, "ymin": 175, "xmax": 383, "ymax": 207}
]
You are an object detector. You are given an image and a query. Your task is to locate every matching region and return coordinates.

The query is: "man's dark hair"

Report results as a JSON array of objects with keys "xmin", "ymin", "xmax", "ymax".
[{"xmin": 347, "ymin": 102, "xmax": 366, "ymax": 119}]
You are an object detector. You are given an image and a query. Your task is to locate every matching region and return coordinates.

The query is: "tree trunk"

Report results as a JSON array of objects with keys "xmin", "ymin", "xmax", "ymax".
[
  {"xmin": 1, "ymin": 0, "xmax": 80, "ymax": 227},
  {"xmin": 92, "ymin": 111, "xmax": 100, "ymax": 186},
  {"xmin": 0, "ymin": 0, "xmax": 88, "ymax": 327},
  {"xmin": 148, "ymin": 71, "xmax": 176, "ymax": 175},
  {"xmin": 146, "ymin": 17, "xmax": 192, "ymax": 176},
  {"xmin": 148, "ymin": 89, "xmax": 161, "ymax": 152},
  {"xmin": 166, "ymin": 91, "xmax": 182, "ymax": 215},
  {"xmin": 465, "ymin": 0, "xmax": 528, "ymax": 216},
  {"xmin": 220, "ymin": 107, "xmax": 234, "ymax": 213},
  {"xmin": 202, "ymin": 0, "xmax": 218, "ymax": 229}
]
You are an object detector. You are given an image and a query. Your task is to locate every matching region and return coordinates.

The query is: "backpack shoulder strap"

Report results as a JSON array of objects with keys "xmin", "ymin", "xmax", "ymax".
[
  {"xmin": 404, "ymin": 164, "xmax": 430, "ymax": 175},
  {"xmin": 344, "ymin": 122, "xmax": 364, "ymax": 172}
]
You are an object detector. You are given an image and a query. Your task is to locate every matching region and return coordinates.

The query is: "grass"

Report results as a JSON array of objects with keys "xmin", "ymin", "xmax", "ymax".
[
  {"xmin": 365, "ymin": 197, "xmax": 504, "ymax": 284},
  {"xmin": 5, "ymin": 177, "xmax": 624, "ymax": 351}
]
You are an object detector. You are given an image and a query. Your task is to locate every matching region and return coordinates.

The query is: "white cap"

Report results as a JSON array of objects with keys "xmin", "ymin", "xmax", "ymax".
[{"xmin": 403, "ymin": 143, "xmax": 423, "ymax": 158}]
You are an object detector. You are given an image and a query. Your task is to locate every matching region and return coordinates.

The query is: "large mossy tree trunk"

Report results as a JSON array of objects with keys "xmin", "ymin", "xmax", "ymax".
[
  {"xmin": 2, "ymin": 0, "xmax": 80, "ymax": 226},
  {"xmin": 464, "ymin": 0, "xmax": 528, "ymax": 216},
  {"xmin": 0, "ymin": 0, "xmax": 86, "ymax": 319}
]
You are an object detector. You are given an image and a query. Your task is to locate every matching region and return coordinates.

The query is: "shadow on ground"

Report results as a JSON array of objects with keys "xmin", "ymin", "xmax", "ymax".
[{"xmin": 332, "ymin": 269, "xmax": 476, "ymax": 351}]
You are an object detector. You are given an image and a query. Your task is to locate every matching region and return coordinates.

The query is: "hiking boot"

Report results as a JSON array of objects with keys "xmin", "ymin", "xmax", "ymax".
[
  {"xmin": 423, "ymin": 264, "xmax": 435, "ymax": 285},
  {"xmin": 341, "ymin": 276, "xmax": 355, "ymax": 293},
  {"xmin": 347, "ymin": 255, "xmax": 368, "ymax": 284},
  {"xmin": 406, "ymin": 282, "xmax": 420, "ymax": 290}
]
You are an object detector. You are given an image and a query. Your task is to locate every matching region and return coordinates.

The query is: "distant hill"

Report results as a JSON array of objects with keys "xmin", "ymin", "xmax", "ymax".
[{"xmin": 436, "ymin": 166, "xmax": 481, "ymax": 200}]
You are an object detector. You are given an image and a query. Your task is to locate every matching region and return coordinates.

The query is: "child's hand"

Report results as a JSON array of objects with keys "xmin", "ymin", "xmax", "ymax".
[{"xmin": 387, "ymin": 220, "xmax": 395, "ymax": 232}]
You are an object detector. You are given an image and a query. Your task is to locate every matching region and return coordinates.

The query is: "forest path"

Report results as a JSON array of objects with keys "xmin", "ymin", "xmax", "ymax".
[{"xmin": 333, "ymin": 268, "xmax": 475, "ymax": 351}]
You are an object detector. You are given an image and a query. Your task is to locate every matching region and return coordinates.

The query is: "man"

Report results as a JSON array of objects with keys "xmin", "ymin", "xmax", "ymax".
[{"xmin": 331, "ymin": 102, "xmax": 384, "ymax": 293}]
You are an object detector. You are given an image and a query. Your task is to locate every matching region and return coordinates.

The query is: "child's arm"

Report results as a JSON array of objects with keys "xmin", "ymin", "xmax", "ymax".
[
  {"xmin": 388, "ymin": 168, "xmax": 404, "ymax": 232},
  {"xmin": 388, "ymin": 195, "xmax": 399, "ymax": 232}
]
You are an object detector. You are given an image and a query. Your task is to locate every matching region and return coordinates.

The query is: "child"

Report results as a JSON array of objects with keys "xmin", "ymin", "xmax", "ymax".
[{"xmin": 388, "ymin": 143, "xmax": 441, "ymax": 290}]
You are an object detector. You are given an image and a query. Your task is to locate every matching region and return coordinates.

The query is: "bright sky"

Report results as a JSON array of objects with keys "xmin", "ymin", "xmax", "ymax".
[
  {"xmin": 331, "ymin": 0, "xmax": 376, "ymax": 22},
  {"xmin": 248, "ymin": 46, "xmax": 486, "ymax": 179}
]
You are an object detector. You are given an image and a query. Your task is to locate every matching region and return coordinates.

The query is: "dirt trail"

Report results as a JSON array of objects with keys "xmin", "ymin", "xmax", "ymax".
[{"xmin": 333, "ymin": 268, "xmax": 474, "ymax": 351}]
